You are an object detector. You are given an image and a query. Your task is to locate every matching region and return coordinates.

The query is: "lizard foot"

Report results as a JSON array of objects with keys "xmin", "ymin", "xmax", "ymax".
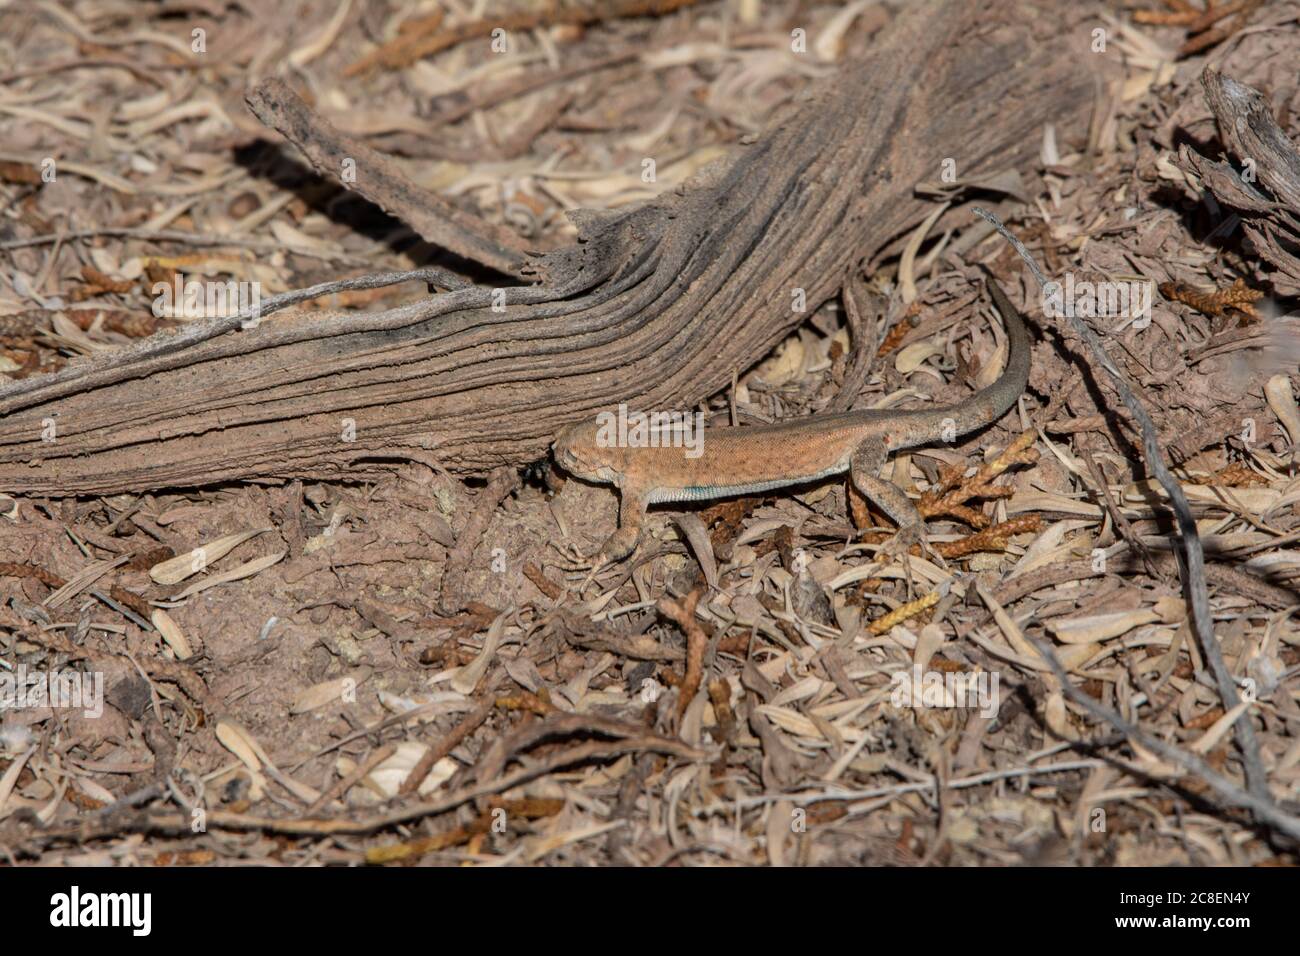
[{"xmin": 878, "ymin": 523, "xmax": 933, "ymax": 563}]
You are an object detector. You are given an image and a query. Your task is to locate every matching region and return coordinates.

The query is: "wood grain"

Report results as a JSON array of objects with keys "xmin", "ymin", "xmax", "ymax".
[{"xmin": 0, "ymin": 0, "xmax": 1101, "ymax": 495}]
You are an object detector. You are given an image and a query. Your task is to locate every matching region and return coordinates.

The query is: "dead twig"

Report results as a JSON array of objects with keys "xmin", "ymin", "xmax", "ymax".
[
  {"xmin": 365, "ymin": 797, "xmax": 565, "ymax": 864},
  {"xmin": 8, "ymin": 734, "xmax": 704, "ymax": 852},
  {"xmin": 1028, "ymin": 631, "xmax": 1300, "ymax": 844},
  {"xmin": 656, "ymin": 588, "xmax": 709, "ymax": 718},
  {"xmin": 306, "ymin": 744, "xmax": 397, "ymax": 816},
  {"xmin": 398, "ymin": 694, "xmax": 496, "ymax": 796},
  {"xmin": 439, "ymin": 469, "xmax": 521, "ymax": 613},
  {"xmin": 974, "ymin": 207, "xmax": 1273, "ymax": 819},
  {"xmin": 477, "ymin": 711, "xmax": 705, "ymax": 784},
  {"xmin": 245, "ymin": 79, "xmax": 531, "ymax": 278}
]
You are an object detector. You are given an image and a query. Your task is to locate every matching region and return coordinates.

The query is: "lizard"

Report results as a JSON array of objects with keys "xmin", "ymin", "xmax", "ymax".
[{"xmin": 552, "ymin": 273, "xmax": 1031, "ymax": 568}]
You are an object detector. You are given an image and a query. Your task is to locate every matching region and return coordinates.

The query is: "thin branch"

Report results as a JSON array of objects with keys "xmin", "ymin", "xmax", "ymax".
[
  {"xmin": 973, "ymin": 206, "xmax": 1272, "ymax": 815},
  {"xmin": 1029, "ymin": 632, "xmax": 1300, "ymax": 844},
  {"xmin": 245, "ymin": 78, "xmax": 532, "ymax": 279}
]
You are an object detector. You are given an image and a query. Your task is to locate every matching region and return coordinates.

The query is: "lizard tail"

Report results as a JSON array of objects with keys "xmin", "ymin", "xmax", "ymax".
[
  {"xmin": 889, "ymin": 269, "xmax": 1029, "ymax": 447},
  {"xmin": 945, "ymin": 274, "xmax": 1031, "ymax": 437}
]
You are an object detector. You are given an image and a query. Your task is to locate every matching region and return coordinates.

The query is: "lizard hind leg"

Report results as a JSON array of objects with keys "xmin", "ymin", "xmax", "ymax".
[{"xmin": 848, "ymin": 440, "xmax": 928, "ymax": 559}]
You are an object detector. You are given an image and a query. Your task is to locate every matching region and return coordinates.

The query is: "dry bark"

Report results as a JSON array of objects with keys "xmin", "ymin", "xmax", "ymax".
[
  {"xmin": 244, "ymin": 80, "xmax": 534, "ymax": 277},
  {"xmin": 0, "ymin": 0, "xmax": 1101, "ymax": 496},
  {"xmin": 1179, "ymin": 69, "xmax": 1300, "ymax": 295}
]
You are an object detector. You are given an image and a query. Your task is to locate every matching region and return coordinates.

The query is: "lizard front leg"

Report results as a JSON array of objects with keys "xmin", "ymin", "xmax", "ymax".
[
  {"xmin": 849, "ymin": 441, "xmax": 926, "ymax": 555},
  {"xmin": 593, "ymin": 480, "xmax": 651, "ymax": 565}
]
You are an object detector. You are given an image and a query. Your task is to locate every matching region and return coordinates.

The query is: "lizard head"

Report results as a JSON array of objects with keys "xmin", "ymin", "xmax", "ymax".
[{"xmin": 552, "ymin": 419, "xmax": 624, "ymax": 486}]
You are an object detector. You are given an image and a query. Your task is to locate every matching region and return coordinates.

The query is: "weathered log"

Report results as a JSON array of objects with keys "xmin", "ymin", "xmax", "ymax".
[
  {"xmin": 1178, "ymin": 69, "xmax": 1300, "ymax": 296},
  {"xmin": 0, "ymin": 0, "xmax": 1101, "ymax": 495}
]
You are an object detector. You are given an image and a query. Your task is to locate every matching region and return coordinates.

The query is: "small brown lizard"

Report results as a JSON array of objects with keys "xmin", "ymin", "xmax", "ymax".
[{"xmin": 553, "ymin": 274, "xmax": 1030, "ymax": 566}]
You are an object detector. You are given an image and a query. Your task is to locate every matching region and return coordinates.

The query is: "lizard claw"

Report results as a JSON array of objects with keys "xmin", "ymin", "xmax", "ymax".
[
  {"xmin": 549, "ymin": 541, "xmax": 589, "ymax": 570},
  {"xmin": 575, "ymin": 555, "xmax": 612, "ymax": 593},
  {"xmin": 548, "ymin": 541, "xmax": 614, "ymax": 592}
]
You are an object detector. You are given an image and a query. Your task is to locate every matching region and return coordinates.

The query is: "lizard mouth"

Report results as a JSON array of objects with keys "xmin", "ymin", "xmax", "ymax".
[
  {"xmin": 554, "ymin": 446, "xmax": 588, "ymax": 478},
  {"xmin": 554, "ymin": 447, "xmax": 613, "ymax": 484}
]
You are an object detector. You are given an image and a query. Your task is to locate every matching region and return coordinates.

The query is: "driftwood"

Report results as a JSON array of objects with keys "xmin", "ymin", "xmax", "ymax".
[
  {"xmin": 1179, "ymin": 69, "xmax": 1300, "ymax": 295},
  {"xmin": 0, "ymin": 0, "xmax": 1100, "ymax": 496}
]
